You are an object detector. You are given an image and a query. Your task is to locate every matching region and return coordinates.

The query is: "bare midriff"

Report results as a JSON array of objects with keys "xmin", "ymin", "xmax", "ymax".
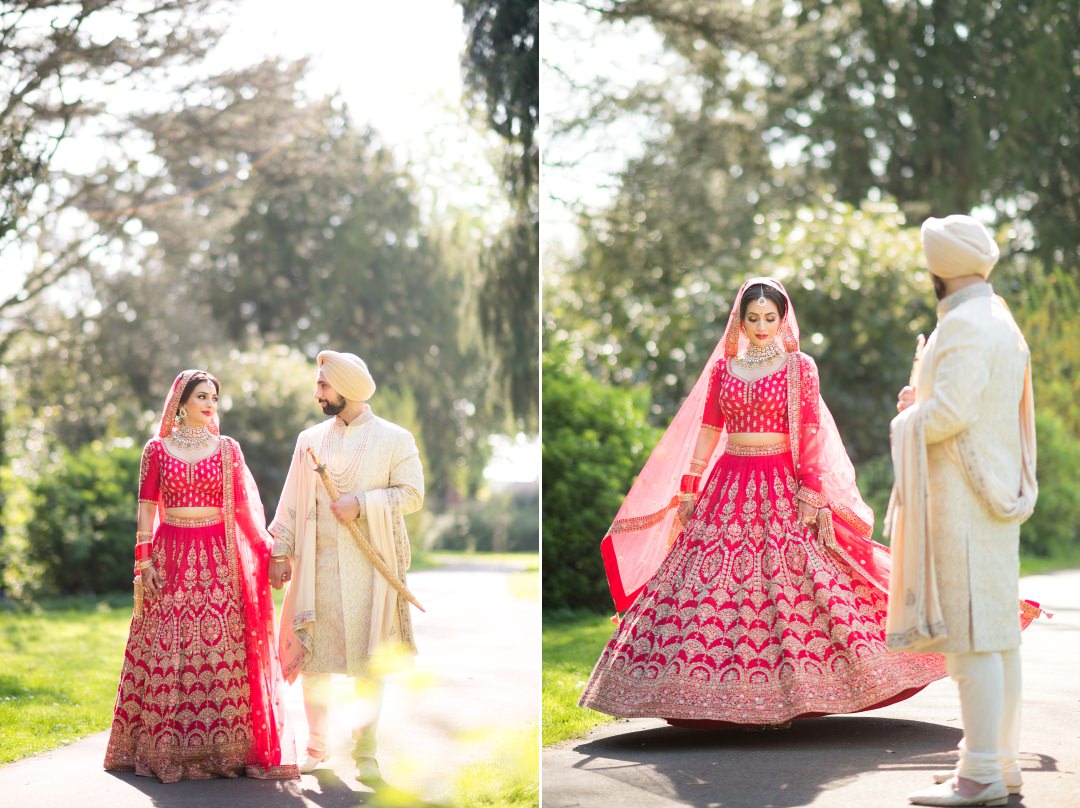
[
  {"xmin": 164, "ymin": 507, "xmax": 223, "ymax": 519},
  {"xmin": 726, "ymin": 432, "xmax": 788, "ymax": 446}
]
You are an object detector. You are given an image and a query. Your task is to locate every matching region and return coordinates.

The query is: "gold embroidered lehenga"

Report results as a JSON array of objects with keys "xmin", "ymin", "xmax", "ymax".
[
  {"xmin": 104, "ymin": 370, "xmax": 299, "ymax": 782},
  {"xmin": 580, "ymin": 278, "xmax": 948, "ymax": 725}
]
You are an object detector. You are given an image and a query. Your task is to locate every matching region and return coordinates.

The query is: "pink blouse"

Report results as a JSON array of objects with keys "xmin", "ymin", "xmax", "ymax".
[
  {"xmin": 702, "ymin": 361, "xmax": 789, "ymax": 433},
  {"xmin": 138, "ymin": 438, "xmax": 225, "ymax": 509}
]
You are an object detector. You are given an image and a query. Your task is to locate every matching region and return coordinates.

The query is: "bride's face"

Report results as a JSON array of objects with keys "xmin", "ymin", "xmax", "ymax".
[
  {"xmin": 741, "ymin": 299, "xmax": 782, "ymax": 348},
  {"xmin": 180, "ymin": 381, "xmax": 219, "ymax": 428}
]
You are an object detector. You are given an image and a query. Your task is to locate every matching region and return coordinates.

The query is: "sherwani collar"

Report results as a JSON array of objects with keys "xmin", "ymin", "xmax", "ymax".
[
  {"xmin": 336, "ymin": 409, "xmax": 375, "ymax": 429},
  {"xmin": 937, "ymin": 281, "xmax": 993, "ymax": 318}
]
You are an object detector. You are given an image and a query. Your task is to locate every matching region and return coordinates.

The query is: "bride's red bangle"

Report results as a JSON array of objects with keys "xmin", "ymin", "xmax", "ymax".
[{"xmin": 680, "ymin": 474, "xmax": 700, "ymax": 493}]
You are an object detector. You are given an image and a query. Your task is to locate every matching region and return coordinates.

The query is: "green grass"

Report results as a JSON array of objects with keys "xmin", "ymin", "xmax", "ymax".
[
  {"xmin": 507, "ymin": 570, "xmax": 538, "ymax": 602},
  {"xmin": 411, "ymin": 550, "xmax": 538, "ymax": 572},
  {"xmin": 450, "ymin": 724, "xmax": 539, "ymax": 808},
  {"xmin": 0, "ymin": 593, "xmax": 133, "ymax": 764},
  {"xmin": 1020, "ymin": 548, "xmax": 1080, "ymax": 577},
  {"xmin": 542, "ymin": 610, "xmax": 620, "ymax": 746}
]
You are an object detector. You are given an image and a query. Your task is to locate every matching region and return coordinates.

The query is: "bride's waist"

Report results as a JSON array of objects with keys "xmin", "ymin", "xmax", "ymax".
[{"xmin": 726, "ymin": 432, "xmax": 788, "ymax": 446}]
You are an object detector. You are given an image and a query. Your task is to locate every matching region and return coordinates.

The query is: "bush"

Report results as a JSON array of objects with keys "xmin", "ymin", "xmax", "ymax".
[
  {"xmin": 1021, "ymin": 409, "xmax": 1080, "ymax": 558},
  {"xmin": 854, "ymin": 452, "xmax": 893, "ymax": 545},
  {"xmin": 430, "ymin": 485, "xmax": 539, "ymax": 553},
  {"xmin": 542, "ymin": 348, "xmax": 661, "ymax": 612},
  {"xmin": 26, "ymin": 441, "xmax": 142, "ymax": 595},
  {"xmin": 856, "ymin": 411, "xmax": 1080, "ymax": 560}
]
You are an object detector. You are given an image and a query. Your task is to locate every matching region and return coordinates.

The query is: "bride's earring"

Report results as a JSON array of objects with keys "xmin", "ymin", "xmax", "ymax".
[{"xmin": 177, "ymin": 407, "xmax": 187, "ymax": 423}]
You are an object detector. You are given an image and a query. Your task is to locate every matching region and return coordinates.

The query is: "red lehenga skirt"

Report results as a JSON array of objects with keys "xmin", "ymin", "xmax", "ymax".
[
  {"xmin": 580, "ymin": 442, "xmax": 947, "ymax": 725},
  {"xmin": 104, "ymin": 516, "xmax": 293, "ymax": 782}
]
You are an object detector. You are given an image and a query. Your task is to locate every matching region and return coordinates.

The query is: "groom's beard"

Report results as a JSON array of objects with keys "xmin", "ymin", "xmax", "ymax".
[
  {"xmin": 932, "ymin": 275, "xmax": 947, "ymax": 300},
  {"xmin": 320, "ymin": 395, "xmax": 346, "ymax": 416}
]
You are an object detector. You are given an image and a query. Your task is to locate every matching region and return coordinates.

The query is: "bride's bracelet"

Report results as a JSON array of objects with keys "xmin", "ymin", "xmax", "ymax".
[{"xmin": 679, "ymin": 474, "xmax": 700, "ymax": 494}]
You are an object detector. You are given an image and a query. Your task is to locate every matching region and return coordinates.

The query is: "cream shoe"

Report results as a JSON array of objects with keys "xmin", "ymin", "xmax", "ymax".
[
  {"xmin": 932, "ymin": 769, "xmax": 1021, "ymax": 795},
  {"xmin": 355, "ymin": 755, "xmax": 383, "ymax": 784},
  {"xmin": 908, "ymin": 778, "xmax": 1009, "ymax": 806},
  {"xmin": 299, "ymin": 748, "xmax": 331, "ymax": 774}
]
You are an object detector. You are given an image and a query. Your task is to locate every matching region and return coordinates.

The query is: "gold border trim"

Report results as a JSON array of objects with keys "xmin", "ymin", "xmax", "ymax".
[
  {"xmin": 161, "ymin": 512, "xmax": 224, "ymax": 527},
  {"xmin": 725, "ymin": 441, "xmax": 791, "ymax": 457}
]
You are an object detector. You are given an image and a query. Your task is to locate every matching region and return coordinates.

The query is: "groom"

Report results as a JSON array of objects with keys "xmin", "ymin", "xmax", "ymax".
[
  {"xmin": 268, "ymin": 350, "xmax": 424, "ymax": 784},
  {"xmin": 888, "ymin": 215, "xmax": 1037, "ymax": 807}
]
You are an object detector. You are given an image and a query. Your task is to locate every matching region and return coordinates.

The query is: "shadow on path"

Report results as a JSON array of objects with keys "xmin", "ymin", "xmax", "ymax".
[
  {"xmin": 568, "ymin": 716, "xmax": 1058, "ymax": 808},
  {"xmin": 104, "ymin": 768, "xmax": 452, "ymax": 808}
]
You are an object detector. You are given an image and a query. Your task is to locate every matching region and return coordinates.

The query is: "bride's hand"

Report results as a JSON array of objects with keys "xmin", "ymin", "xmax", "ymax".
[
  {"xmin": 798, "ymin": 500, "xmax": 819, "ymax": 528},
  {"xmin": 677, "ymin": 499, "xmax": 696, "ymax": 525},
  {"xmin": 141, "ymin": 565, "xmax": 162, "ymax": 599}
]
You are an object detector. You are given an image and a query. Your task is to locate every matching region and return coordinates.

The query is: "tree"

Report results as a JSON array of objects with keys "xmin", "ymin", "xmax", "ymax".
[
  {"xmin": 568, "ymin": 0, "xmax": 1080, "ymax": 270},
  {"xmin": 459, "ymin": 0, "xmax": 540, "ymax": 424},
  {"xmin": 0, "ymin": 0, "xmax": 233, "ymax": 322}
]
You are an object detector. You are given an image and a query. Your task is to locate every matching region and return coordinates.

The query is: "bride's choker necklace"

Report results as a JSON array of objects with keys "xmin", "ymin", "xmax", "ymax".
[
  {"xmin": 170, "ymin": 423, "xmax": 214, "ymax": 449},
  {"xmin": 737, "ymin": 341, "xmax": 782, "ymax": 369}
]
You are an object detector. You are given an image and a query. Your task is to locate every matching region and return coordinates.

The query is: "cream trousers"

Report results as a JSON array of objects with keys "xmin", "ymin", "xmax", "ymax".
[
  {"xmin": 302, "ymin": 672, "xmax": 384, "ymax": 760},
  {"xmin": 945, "ymin": 649, "xmax": 1022, "ymax": 784}
]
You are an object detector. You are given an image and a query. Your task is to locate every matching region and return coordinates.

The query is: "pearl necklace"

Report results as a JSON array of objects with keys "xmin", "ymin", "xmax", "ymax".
[
  {"xmin": 736, "ymin": 340, "xmax": 782, "ymax": 369},
  {"xmin": 169, "ymin": 424, "xmax": 214, "ymax": 449}
]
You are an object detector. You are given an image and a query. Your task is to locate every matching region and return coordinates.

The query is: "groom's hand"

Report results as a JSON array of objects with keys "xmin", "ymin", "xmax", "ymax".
[
  {"xmin": 330, "ymin": 493, "xmax": 361, "ymax": 524},
  {"xmin": 896, "ymin": 385, "xmax": 916, "ymax": 412}
]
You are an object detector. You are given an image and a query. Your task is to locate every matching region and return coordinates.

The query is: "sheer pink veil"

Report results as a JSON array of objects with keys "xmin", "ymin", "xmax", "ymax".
[
  {"xmin": 150, "ymin": 369, "xmax": 297, "ymax": 775},
  {"xmin": 600, "ymin": 277, "xmax": 885, "ymax": 612},
  {"xmin": 601, "ymin": 278, "xmax": 798, "ymax": 611}
]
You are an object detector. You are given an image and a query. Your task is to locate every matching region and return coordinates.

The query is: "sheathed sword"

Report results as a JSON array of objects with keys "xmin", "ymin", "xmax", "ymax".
[{"xmin": 306, "ymin": 448, "xmax": 425, "ymax": 612}]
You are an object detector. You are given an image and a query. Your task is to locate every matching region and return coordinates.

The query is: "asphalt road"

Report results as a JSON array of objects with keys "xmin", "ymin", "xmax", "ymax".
[
  {"xmin": 0, "ymin": 565, "xmax": 540, "ymax": 808},
  {"xmin": 542, "ymin": 568, "xmax": 1080, "ymax": 808}
]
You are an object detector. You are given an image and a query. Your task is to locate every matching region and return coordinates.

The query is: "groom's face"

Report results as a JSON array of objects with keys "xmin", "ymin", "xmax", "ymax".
[{"xmin": 315, "ymin": 372, "xmax": 347, "ymax": 416}]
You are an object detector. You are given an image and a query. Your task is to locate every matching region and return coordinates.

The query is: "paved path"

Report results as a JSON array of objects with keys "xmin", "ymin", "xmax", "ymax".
[
  {"xmin": 0, "ymin": 566, "xmax": 540, "ymax": 808},
  {"xmin": 543, "ymin": 569, "xmax": 1080, "ymax": 807}
]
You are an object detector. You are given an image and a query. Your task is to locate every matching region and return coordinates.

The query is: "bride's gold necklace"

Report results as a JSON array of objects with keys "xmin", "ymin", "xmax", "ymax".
[
  {"xmin": 736, "ymin": 341, "xmax": 782, "ymax": 369},
  {"xmin": 169, "ymin": 423, "xmax": 214, "ymax": 449}
]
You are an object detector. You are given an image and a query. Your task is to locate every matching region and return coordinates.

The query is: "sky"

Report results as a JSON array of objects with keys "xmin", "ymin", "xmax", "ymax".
[{"xmin": 212, "ymin": 0, "xmax": 503, "ymax": 217}]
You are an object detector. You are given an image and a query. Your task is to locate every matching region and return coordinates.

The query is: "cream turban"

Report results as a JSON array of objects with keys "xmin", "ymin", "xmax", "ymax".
[
  {"xmin": 316, "ymin": 350, "xmax": 376, "ymax": 402},
  {"xmin": 921, "ymin": 215, "xmax": 1000, "ymax": 279}
]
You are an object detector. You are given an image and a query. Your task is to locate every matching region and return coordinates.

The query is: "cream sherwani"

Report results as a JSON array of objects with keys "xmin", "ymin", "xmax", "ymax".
[
  {"xmin": 899, "ymin": 282, "xmax": 1034, "ymax": 653},
  {"xmin": 270, "ymin": 410, "xmax": 424, "ymax": 680}
]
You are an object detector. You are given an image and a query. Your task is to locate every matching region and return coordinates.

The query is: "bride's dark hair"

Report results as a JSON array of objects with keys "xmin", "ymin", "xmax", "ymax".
[{"xmin": 739, "ymin": 283, "xmax": 788, "ymax": 319}]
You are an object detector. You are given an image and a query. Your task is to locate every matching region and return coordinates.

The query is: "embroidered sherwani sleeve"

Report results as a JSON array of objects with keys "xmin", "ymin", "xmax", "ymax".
[
  {"xmin": 919, "ymin": 315, "xmax": 991, "ymax": 445},
  {"xmin": 268, "ymin": 438, "xmax": 304, "ymax": 557},
  {"xmin": 357, "ymin": 433, "xmax": 424, "ymax": 517},
  {"xmin": 353, "ymin": 432, "xmax": 424, "ymax": 570}
]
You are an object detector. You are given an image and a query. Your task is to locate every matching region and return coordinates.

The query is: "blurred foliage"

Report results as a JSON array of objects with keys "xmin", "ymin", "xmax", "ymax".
[
  {"xmin": 0, "ymin": 0, "xmax": 228, "ymax": 253},
  {"xmin": 1020, "ymin": 410, "xmax": 1080, "ymax": 558},
  {"xmin": 575, "ymin": 0, "xmax": 1080, "ymax": 271},
  {"xmin": 25, "ymin": 441, "xmax": 141, "ymax": 595},
  {"xmin": 541, "ymin": 344, "xmax": 660, "ymax": 612},
  {"xmin": 430, "ymin": 485, "xmax": 539, "ymax": 553},
  {"xmin": 458, "ymin": 0, "xmax": 539, "ymax": 424}
]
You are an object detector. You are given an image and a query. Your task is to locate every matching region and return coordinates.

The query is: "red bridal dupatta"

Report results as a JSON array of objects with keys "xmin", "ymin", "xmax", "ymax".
[
  {"xmin": 600, "ymin": 278, "xmax": 884, "ymax": 612},
  {"xmin": 151, "ymin": 370, "xmax": 298, "ymax": 778}
]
